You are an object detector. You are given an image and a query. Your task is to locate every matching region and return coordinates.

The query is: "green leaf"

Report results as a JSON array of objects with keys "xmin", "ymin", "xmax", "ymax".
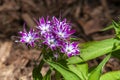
[
  {"xmin": 32, "ymin": 60, "xmax": 44, "ymax": 80},
  {"xmin": 68, "ymin": 63, "xmax": 88, "ymax": 80},
  {"xmin": 100, "ymin": 71, "xmax": 120, "ymax": 80},
  {"xmin": 88, "ymin": 54, "xmax": 111, "ymax": 80},
  {"xmin": 112, "ymin": 21, "xmax": 120, "ymax": 38},
  {"xmin": 67, "ymin": 38, "xmax": 120, "ymax": 64},
  {"xmin": 80, "ymin": 38, "xmax": 115, "ymax": 62},
  {"xmin": 76, "ymin": 63, "xmax": 88, "ymax": 80},
  {"xmin": 100, "ymin": 20, "xmax": 120, "ymax": 32},
  {"xmin": 101, "ymin": 24, "xmax": 113, "ymax": 31},
  {"xmin": 42, "ymin": 70, "xmax": 51, "ymax": 80},
  {"xmin": 44, "ymin": 60, "xmax": 80, "ymax": 80}
]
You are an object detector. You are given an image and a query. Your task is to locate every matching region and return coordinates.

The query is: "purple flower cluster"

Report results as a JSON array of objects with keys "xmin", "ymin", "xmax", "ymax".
[{"xmin": 19, "ymin": 16, "xmax": 80, "ymax": 57}]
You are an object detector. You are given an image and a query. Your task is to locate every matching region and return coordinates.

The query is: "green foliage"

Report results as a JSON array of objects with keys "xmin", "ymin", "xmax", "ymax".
[
  {"xmin": 101, "ymin": 24, "xmax": 113, "ymax": 31},
  {"xmin": 112, "ymin": 21, "xmax": 120, "ymax": 38},
  {"xmin": 101, "ymin": 20, "xmax": 120, "ymax": 31},
  {"xmin": 32, "ymin": 66, "xmax": 43, "ymax": 80},
  {"xmin": 68, "ymin": 63, "xmax": 88, "ymax": 80},
  {"xmin": 88, "ymin": 54, "xmax": 111, "ymax": 80},
  {"xmin": 111, "ymin": 21, "xmax": 120, "ymax": 60},
  {"xmin": 32, "ymin": 60, "xmax": 44, "ymax": 80},
  {"xmin": 101, "ymin": 21, "xmax": 120, "ymax": 31},
  {"xmin": 55, "ymin": 71, "xmax": 62, "ymax": 80},
  {"xmin": 44, "ymin": 60, "xmax": 80, "ymax": 80},
  {"xmin": 100, "ymin": 71, "xmax": 120, "ymax": 80},
  {"xmin": 112, "ymin": 49, "xmax": 120, "ymax": 60}
]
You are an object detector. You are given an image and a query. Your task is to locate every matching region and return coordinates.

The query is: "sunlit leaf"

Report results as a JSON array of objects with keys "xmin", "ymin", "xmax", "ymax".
[
  {"xmin": 88, "ymin": 54, "xmax": 111, "ymax": 80},
  {"xmin": 100, "ymin": 71, "xmax": 120, "ymax": 80},
  {"xmin": 68, "ymin": 63, "xmax": 88, "ymax": 80},
  {"xmin": 44, "ymin": 60, "xmax": 80, "ymax": 80}
]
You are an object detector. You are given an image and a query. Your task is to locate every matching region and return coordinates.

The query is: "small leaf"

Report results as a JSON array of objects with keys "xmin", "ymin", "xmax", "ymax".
[
  {"xmin": 68, "ymin": 63, "xmax": 88, "ymax": 80},
  {"xmin": 100, "ymin": 71, "xmax": 120, "ymax": 80},
  {"xmin": 92, "ymin": 20, "xmax": 120, "ymax": 32},
  {"xmin": 112, "ymin": 21, "xmax": 120, "ymax": 38},
  {"xmin": 101, "ymin": 24, "xmax": 113, "ymax": 31},
  {"xmin": 44, "ymin": 60, "xmax": 80, "ymax": 80},
  {"xmin": 88, "ymin": 54, "xmax": 111, "ymax": 80}
]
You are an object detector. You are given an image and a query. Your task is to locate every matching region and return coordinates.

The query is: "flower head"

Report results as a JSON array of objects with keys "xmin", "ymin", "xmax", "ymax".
[
  {"xmin": 52, "ymin": 16, "xmax": 75, "ymax": 39},
  {"xmin": 61, "ymin": 42, "xmax": 79, "ymax": 57},
  {"xmin": 43, "ymin": 34, "xmax": 61, "ymax": 50},
  {"xmin": 19, "ymin": 28, "xmax": 39, "ymax": 47},
  {"xmin": 36, "ymin": 17, "xmax": 51, "ymax": 35}
]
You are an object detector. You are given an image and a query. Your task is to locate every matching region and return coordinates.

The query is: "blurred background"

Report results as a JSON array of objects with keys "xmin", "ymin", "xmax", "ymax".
[{"xmin": 0, "ymin": 0, "xmax": 120, "ymax": 80}]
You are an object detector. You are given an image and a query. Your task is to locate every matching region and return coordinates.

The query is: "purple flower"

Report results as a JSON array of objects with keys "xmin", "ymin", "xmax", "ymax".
[
  {"xmin": 36, "ymin": 17, "xmax": 51, "ymax": 35},
  {"xmin": 52, "ymin": 16, "xmax": 75, "ymax": 39},
  {"xmin": 43, "ymin": 34, "xmax": 61, "ymax": 50},
  {"xmin": 19, "ymin": 28, "xmax": 39, "ymax": 47},
  {"xmin": 61, "ymin": 42, "xmax": 80, "ymax": 57}
]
